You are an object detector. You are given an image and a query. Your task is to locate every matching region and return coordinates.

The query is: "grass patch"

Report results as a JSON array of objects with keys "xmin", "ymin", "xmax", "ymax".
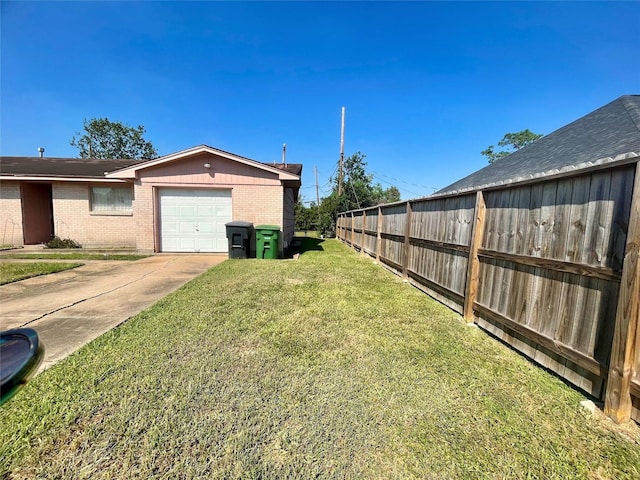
[
  {"xmin": 1, "ymin": 239, "xmax": 638, "ymax": 479},
  {"xmin": 1, "ymin": 253, "xmax": 148, "ymax": 261},
  {"xmin": 0, "ymin": 262, "xmax": 83, "ymax": 285},
  {"xmin": 294, "ymin": 230, "xmax": 321, "ymax": 238}
]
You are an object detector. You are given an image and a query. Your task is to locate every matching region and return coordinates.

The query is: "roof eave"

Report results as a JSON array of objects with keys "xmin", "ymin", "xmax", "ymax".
[
  {"xmin": 0, "ymin": 174, "xmax": 131, "ymax": 183},
  {"xmin": 105, "ymin": 145, "xmax": 300, "ymax": 181}
]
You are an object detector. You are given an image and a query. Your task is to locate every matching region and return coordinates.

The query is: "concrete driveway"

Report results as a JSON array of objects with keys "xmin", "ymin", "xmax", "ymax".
[{"xmin": 0, "ymin": 254, "xmax": 226, "ymax": 373}]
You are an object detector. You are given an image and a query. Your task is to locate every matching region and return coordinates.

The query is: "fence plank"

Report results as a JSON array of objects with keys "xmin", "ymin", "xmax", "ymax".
[
  {"xmin": 361, "ymin": 210, "xmax": 367, "ymax": 255},
  {"xmin": 605, "ymin": 163, "xmax": 640, "ymax": 423},
  {"xmin": 497, "ymin": 188, "xmax": 518, "ymax": 315},
  {"xmin": 506, "ymin": 186, "xmax": 533, "ymax": 321},
  {"xmin": 403, "ymin": 202, "xmax": 412, "ymax": 278}
]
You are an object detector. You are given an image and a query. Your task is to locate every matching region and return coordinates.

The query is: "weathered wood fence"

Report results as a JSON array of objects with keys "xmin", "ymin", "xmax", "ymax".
[{"xmin": 336, "ymin": 158, "xmax": 640, "ymax": 424}]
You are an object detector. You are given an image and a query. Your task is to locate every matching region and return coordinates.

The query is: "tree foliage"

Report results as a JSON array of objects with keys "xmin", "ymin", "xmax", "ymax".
[
  {"xmin": 70, "ymin": 118, "xmax": 158, "ymax": 159},
  {"xmin": 333, "ymin": 152, "xmax": 400, "ymax": 211},
  {"xmin": 294, "ymin": 200, "xmax": 318, "ymax": 231},
  {"xmin": 481, "ymin": 129, "xmax": 543, "ymax": 164},
  {"xmin": 295, "ymin": 152, "xmax": 401, "ymax": 235}
]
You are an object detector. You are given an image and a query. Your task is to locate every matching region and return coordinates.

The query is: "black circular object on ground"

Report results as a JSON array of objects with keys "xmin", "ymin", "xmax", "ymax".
[{"xmin": 0, "ymin": 328, "xmax": 44, "ymax": 405}]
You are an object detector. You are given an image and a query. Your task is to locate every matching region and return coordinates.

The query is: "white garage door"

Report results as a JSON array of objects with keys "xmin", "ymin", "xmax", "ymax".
[{"xmin": 159, "ymin": 188, "xmax": 232, "ymax": 252}]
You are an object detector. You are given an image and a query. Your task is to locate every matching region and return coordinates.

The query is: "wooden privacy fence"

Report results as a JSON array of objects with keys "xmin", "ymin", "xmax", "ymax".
[{"xmin": 336, "ymin": 158, "xmax": 640, "ymax": 424}]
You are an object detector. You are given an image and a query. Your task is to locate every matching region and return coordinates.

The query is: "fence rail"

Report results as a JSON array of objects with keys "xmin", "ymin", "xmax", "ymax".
[{"xmin": 337, "ymin": 159, "xmax": 640, "ymax": 424}]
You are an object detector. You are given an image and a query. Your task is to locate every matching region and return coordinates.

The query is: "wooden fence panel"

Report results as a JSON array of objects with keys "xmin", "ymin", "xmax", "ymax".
[
  {"xmin": 352, "ymin": 212, "xmax": 364, "ymax": 251},
  {"xmin": 409, "ymin": 195, "xmax": 475, "ymax": 292},
  {"xmin": 380, "ymin": 204, "xmax": 407, "ymax": 270},
  {"xmin": 336, "ymin": 161, "xmax": 639, "ymax": 422},
  {"xmin": 363, "ymin": 209, "xmax": 379, "ymax": 254}
]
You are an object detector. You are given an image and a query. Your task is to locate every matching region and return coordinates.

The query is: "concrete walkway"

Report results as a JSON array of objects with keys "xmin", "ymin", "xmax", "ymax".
[{"xmin": 0, "ymin": 254, "xmax": 226, "ymax": 373}]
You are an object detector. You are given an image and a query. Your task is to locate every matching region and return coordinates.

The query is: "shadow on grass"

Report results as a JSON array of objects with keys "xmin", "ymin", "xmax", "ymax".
[{"xmin": 287, "ymin": 236, "xmax": 324, "ymax": 257}]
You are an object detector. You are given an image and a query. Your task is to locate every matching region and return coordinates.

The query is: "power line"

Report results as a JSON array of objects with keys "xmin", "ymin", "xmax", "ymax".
[
  {"xmin": 370, "ymin": 170, "xmax": 439, "ymax": 192},
  {"xmin": 370, "ymin": 174, "xmax": 425, "ymax": 199}
]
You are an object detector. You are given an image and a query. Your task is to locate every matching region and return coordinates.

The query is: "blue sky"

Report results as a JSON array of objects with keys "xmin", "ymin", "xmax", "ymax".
[{"xmin": 1, "ymin": 1, "xmax": 639, "ymax": 201}]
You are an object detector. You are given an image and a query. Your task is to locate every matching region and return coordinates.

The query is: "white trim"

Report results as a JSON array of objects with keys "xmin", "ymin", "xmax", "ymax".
[
  {"xmin": 0, "ymin": 175, "xmax": 130, "ymax": 183},
  {"xmin": 105, "ymin": 145, "xmax": 300, "ymax": 181}
]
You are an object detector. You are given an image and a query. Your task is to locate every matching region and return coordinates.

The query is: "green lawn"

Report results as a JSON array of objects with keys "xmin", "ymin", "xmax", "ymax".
[
  {"xmin": 1, "ymin": 253, "xmax": 148, "ymax": 261},
  {"xmin": 1, "ymin": 239, "xmax": 638, "ymax": 479},
  {"xmin": 0, "ymin": 262, "xmax": 83, "ymax": 285}
]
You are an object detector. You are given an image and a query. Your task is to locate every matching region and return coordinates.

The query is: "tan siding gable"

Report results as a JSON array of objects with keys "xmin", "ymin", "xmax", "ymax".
[{"xmin": 138, "ymin": 153, "xmax": 280, "ymax": 186}]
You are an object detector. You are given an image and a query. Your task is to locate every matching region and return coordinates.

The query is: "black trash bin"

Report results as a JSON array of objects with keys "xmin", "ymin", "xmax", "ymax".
[{"xmin": 225, "ymin": 221, "xmax": 254, "ymax": 258}]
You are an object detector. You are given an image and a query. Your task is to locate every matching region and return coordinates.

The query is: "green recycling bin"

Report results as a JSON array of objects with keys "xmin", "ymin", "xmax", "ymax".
[{"xmin": 255, "ymin": 225, "xmax": 280, "ymax": 259}]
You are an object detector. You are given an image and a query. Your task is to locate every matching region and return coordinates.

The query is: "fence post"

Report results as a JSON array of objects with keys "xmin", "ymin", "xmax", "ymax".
[
  {"xmin": 376, "ymin": 206, "xmax": 382, "ymax": 262},
  {"xmin": 402, "ymin": 201, "xmax": 412, "ymax": 279},
  {"xmin": 605, "ymin": 161, "xmax": 640, "ymax": 423},
  {"xmin": 463, "ymin": 191, "xmax": 486, "ymax": 322}
]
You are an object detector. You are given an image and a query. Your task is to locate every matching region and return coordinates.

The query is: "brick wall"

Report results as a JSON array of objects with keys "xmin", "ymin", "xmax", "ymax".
[
  {"xmin": 53, "ymin": 183, "xmax": 137, "ymax": 248},
  {"xmin": 133, "ymin": 180, "xmax": 155, "ymax": 251},
  {"xmin": 0, "ymin": 181, "xmax": 24, "ymax": 246},
  {"xmin": 233, "ymin": 183, "xmax": 285, "ymax": 254}
]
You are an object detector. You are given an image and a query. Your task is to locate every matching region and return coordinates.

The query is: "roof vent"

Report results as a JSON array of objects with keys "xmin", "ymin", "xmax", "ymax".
[{"xmin": 38, "ymin": 147, "xmax": 45, "ymax": 157}]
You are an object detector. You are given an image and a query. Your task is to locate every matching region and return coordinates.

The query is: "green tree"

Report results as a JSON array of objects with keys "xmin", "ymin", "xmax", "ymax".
[
  {"xmin": 373, "ymin": 185, "xmax": 401, "ymax": 204},
  {"xmin": 316, "ymin": 152, "xmax": 401, "ymax": 236},
  {"xmin": 294, "ymin": 200, "xmax": 319, "ymax": 231},
  {"xmin": 335, "ymin": 152, "xmax": 400, "ymax": 210},
  {"xmin": 481, "ymin": 129, "xmax": 543, "ymax": 164},
  {"xmin": 70, "ymin": 118, "xmax": 158, "ymax": 159}
]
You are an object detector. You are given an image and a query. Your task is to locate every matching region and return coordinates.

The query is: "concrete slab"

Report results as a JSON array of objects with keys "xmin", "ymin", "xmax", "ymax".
[{"xmin": 0, "ymin": 254, "xmax": 226, "ymax": 373}]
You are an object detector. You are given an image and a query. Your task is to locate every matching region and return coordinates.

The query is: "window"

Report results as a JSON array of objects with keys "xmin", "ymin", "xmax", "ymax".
[{"xmin": 90, "ymin": 186, "xmax": 133, "ymax": 214}]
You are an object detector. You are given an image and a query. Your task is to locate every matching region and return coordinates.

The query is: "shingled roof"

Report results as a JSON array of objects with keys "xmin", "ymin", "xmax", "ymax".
[
  {"xmin": 436, "ymin": 95, "xmax": 640, "ymax": 195},
  {"xmin": 0, "ymin": 157, "xmax": 145, "ymax": 178},
  {"xmin": 0, "ymin": 152, "xmax": 303, "ymax": 179}
]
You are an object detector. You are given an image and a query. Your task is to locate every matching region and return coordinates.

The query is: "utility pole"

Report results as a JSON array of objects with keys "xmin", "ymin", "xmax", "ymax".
[
  {"xmin": 315, "ymin": 166, "xmax": 320, "ymax": 206},
  {"xmin": 338, "ymin": 107, "xmax": 345, "ymax": 196}
]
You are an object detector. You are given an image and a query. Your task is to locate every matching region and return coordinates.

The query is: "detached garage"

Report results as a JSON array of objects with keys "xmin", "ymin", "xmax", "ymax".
[{"xmin": 0, "ymin": 145, "xmax": 302, "ymax": 255}]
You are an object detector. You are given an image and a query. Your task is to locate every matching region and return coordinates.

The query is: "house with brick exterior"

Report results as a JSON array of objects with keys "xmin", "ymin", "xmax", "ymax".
[{"xmin": 0, "ymin": 145, "xmax": 302, "ymax": 254}]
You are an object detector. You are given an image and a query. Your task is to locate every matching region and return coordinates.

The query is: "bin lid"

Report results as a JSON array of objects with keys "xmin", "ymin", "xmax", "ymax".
[
  {"xmin": 255, "ymin": 225, "xmax": 280, "ymax": 231},
  {"xmin": 1, "ymin": 328, "xmax": 44, "ymax": 405},
  {"xmin": 225, "ymin": 221, "xmax": 254, "ymax": 228}
]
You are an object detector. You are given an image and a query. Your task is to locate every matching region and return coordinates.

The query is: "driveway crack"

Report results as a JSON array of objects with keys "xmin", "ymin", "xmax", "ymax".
[{"xmin": 19, "ymin": 257, "xmax": 181, "ymax": 328}]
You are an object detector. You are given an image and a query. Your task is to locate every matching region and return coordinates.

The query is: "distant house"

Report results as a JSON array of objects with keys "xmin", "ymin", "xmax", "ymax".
[
  {"xmin": 436, "ymin": 95, "xmax": 640, "ymax": 195},
  {"xmin": 0, "ymin": 145, "xmax": 302, "ymax": 254}
]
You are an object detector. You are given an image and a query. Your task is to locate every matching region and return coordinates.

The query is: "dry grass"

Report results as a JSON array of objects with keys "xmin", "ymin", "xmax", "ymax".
[{"xmin": 1, "ymin": 238, "xmax": 638, "ymax": 479}]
